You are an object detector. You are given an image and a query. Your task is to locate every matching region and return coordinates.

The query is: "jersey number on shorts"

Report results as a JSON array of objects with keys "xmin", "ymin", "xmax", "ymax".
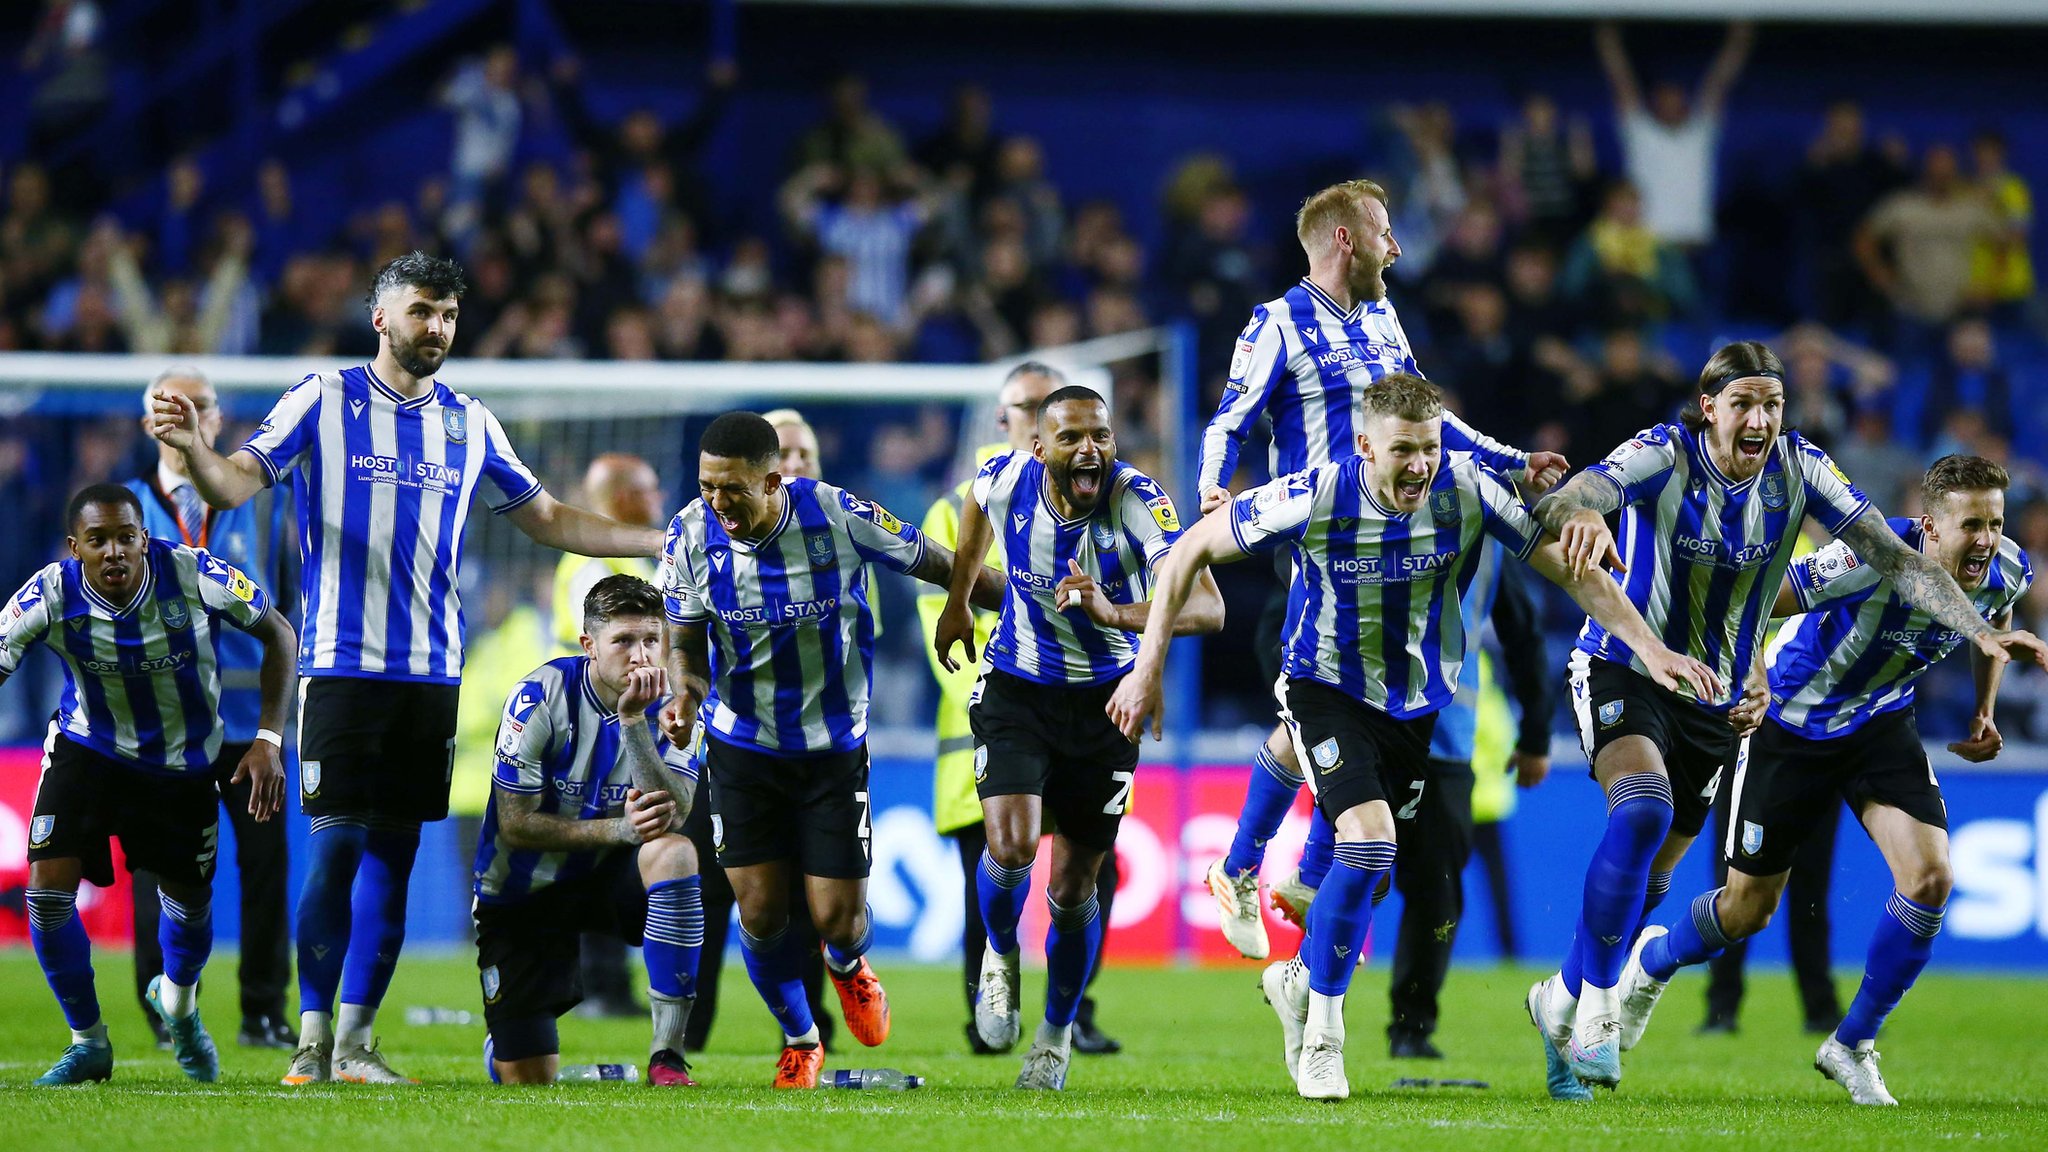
[
  {"xmin": 1103, "ymin": 770, "xmax": 1134, "ymax": 815},
  {"xmin": 1396, "ymin": 779, "xmax": 1427, "ymax": 820}
]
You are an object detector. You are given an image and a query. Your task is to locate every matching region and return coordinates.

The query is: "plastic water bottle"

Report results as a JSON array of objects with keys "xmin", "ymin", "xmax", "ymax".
[
  {"xmin": 405, "ymin": 1006, "xmax": 475, "ymax": 1026},
  {"xmin": 557, "ymin": 1063, "xmax": 640, "ymax": 1083},
  {"xmin": 817, "ymin": 1068, "xmax": 923, "ymax": 1090}
]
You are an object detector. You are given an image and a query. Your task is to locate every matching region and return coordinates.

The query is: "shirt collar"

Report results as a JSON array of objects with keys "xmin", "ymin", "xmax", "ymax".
[{"xmin": 157, "ymin": 459, "xmax": 193, "ymax": 496}]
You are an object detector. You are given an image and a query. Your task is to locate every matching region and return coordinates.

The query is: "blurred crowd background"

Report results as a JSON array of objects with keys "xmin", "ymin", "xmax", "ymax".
[{"xmin": 2, "ymin": 0, "xmax": 2046, "ymax": 742}]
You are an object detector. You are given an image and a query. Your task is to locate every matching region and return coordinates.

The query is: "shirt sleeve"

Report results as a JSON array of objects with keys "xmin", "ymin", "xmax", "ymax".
[
  {"xmin": 1441, "ymin": 409, "xmax": 1529, "ymax": 473},
  {"xmin": 1473, "ymin": 466, "xmax": 1542, "ymax": 560},
  {"xmin": 238, "ymin": 374, "xmax": 323, "ymax": 487},
  {"xmin": 492, "ymin": 679, "xmax": 556, "ymax": 792},
  {"xmin": 832, "ymin": 486, "xmax": 927, "ymax": 574},
  {"xmin": 1793, "ymin": 436, "xmax": 1873, "ymax": 536},
  {"xmin": 1198, "ymin": 306, "xmax": 1289, "ymax": 492},
  {"xmin": 1580, "ymin": 425, "xmax": 1680, "ymax": 507},
  {"xmin": 654, "ymin": 721, "xmax": 700, "ymax": 781},
  {"xmin": 0, "ymin": 570, "xmax": 54, "ymax": 676},
  {"xmin": 1118, "ymin": 471, "xmax": 1185, "ymax": 568},
  {"xmin": 969, "ymin": 451, "xmax": 1015, "ymax": 514},
  {"xmin": 1788, "ymin": 537, "xmax": 1883, "ymax": 612},
  {"xmin": 190, "ymin": 548, "xmax": 272, "ymax": 630},
  {"xmin": 474, "ymin": 403, "xmax": 544, "ymax": 514},
  {"xmin": 661, "ymin": 512, "xmax": 709, "ymax": 624},
  {"xmin": 1228, "ymin": 468, "xmax": 1319, "ymax": 556}
]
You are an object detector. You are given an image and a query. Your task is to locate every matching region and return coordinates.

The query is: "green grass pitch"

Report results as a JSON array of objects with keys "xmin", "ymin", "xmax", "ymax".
[{"xmin": 1, "ymin": 949, "xmax": 2044, "ymax": 1150}]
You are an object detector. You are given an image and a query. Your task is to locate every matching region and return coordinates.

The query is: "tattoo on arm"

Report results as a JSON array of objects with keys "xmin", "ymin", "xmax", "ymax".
[
  {"xmin": 1534, "ymin": 473, "xmax": 1622, "ymax": 536},
  {"xmin": 1839, "ymin": 514, "xmax": 1993, "ymax": 638},
  {"xmin": 620, "ymin": 719, "xmax": 690, "ymax": 821},
  {"xmin": 494, "ymin": 786, "xmax": 630, "ymax": 851},
  {"xmin": 667, "ymin": 620, "xmax": 711, "ymax": 700}
]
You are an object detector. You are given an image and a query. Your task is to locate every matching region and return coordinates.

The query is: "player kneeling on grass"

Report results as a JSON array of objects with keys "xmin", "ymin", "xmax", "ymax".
[
  {"xmin": 933, "ymin": 385, "xmax": 1224, "ymax": 1090},
  {"xmin": 475, "ymin": 575, "xmax": 704, "ymax": 1087},
  {"xmin": 3, "ymin": 484, "xmax": 294, "ymax": 1086},
  {"xmin": 1611, "ymin": 455, "xmax": 2044, "ymax": 1105},
  {"xmin": 1108, "ymin": 376, "xmax": 1719, "ymax": 1101}
]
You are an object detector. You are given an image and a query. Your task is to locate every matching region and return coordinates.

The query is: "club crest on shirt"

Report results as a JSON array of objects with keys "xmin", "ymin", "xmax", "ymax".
[
  {"xmin": 1759, "ymin": 471, "xmax": 1788, "ymax": 511},
  {"xmin": 482, "ymin": 964, "xmax": 502, "ymax": 1004},
  {"xmin": 1429, "ymin": 490, "xmax": 1460, "ymax": 527},
  {"xmin": 442, "ymin": 407, "xmax": 467, "ymax": 444},
  {"xmin": 1091, "ymin": 520, "xmax": 1118, "ymax": 551},
  {"xmin": 1311, "ymin": 737, "xmax": 1342, "ymax": 772},
  {"xmin": 1598, "ymin": 701, "xmax": 1624, "ymax": 728},
  {"xmin": 302, "ymin": 759, "xmax": 322, "ymax": 797},
  {"xmin": 1741, "ymin": 820, "xmax": 1764, "ymax": 856},
  {"xmin": 805, "ymin": 531, "xmax": 837, "ymax": 570},
  {"xmin": 29, "ymin": 815, "xmax": 54, "ymax": 848},
  {"xmin": 159, "ymin": 596, "xmax": 190, "ymax": 631}
]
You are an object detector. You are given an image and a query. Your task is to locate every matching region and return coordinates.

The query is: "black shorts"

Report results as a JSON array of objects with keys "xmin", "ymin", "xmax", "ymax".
[
  {"xmin": 29, "ymin": 728, "xmax": 220, "ymax": 889},
  {"xmin": 1727, "ymin": 710, "xmax": 1946, "ymax": 877},
  {"xmin": 1569, "ymin": 654, "xmax": 1738, "ymax": 837},
  {"xmin": 298, "ymin": 676, "xmax": 460, "ymax": 822},
  {"xmin": 1275, "ymin": 677, "xmax": 1436, "ymax": 825},
  {"xmin": 475, "ymin": 848, "xmax": 646, "ymax": 1058},
  {"xmin": 703, "ymin": 734, "xmax": 871, "ymax": 878},
  {"xmin": 1253, "ymin": 555, "xmax": 1295, "ymax": 691},
  {"xmin": 968, "ymin": 667, "xmax": 1141, "ymax": 853}
]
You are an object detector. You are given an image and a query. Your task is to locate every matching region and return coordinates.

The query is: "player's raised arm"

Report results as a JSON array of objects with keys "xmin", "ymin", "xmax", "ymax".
[
  {"xmin": 1105, "ymin": 505, "xmax": 1250, "ymax": 742},
  {"xmin": 149, "ymin": 386, "xmax": 269, "ymax": 508},
  {"xmin": 1534, "ymin": 470, "xmax": 1625, "ymax": 580},
  {"xmin": 506, "ymin": 489, "xmax": 665, "ymax": 559}
]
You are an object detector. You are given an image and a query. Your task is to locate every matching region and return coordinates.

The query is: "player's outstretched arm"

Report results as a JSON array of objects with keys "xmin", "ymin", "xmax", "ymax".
[
  {"xmin": 506, "ymin": 491, "xmax": 665, "ymax": 559},
  {"xmin": 1951, "ymin": 608, "xmax": 2014, "ymax": 763},
  {"xmin": 1528, "ymin": 534, "xmax": 1724, "ymax": 703},
  {"xmin": 1837, "ymin": 512, "xmax": 2048, "ymax": 671},
  {"xmin": 147, "ymin": 388, "xmax": 267, "ymax": 509},
  {"xmin": 934, "ymin": 495, "xmax": 999, "ymax": 673},
  {"xmin": 1055, "ymin": 559, "xmax": 1225, "ymax": 637},
  {"xmin": 1534, "ymin": 471, "xmax": 1625, "ymax": 580},
  {"xmin": 232, "ymin": 606, "xmax": 297, "ymax": 822},
  {"xmin": 617, "ymin": 665, "xmax": 692, "ymax": 824},
  {"xmin": 1105, "ymin": 507, "xmax": 1249, "ymax": 743}
]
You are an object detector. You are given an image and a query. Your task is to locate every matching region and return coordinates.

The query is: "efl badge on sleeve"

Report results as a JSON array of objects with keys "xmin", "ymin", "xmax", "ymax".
[
  {"xmin": 805, "ymin": 532, "xmax": 837, "ymax": 571},
  {"xmin": 1598, "ymin": 701, "xmax": 1624, "ymax": 729},
  {"xmin": 302, "ymin": 759, "xmax": 322, "ymax": 797},
  {"xmin": 1430, "ymin": 489, "xmax": 1461, "ymax": 527},
  {"xmin": 1760, "ymin": 472, "xmax": 1788, "ymax": 511},
  {"xmin": 1741, "ymin": 820, "xmax": 1764, "ymax": 856},
  {"xmin": 442, "ymin": 407, "xmax": 468, "ymax": 444},
  {"xmin": 871, "ymin": 504, "xmax": 904, "ymax": 534},
  {"xmin": 29, "ymin": 815, "xmax": 54, "ymax": 848},
  {"xmin": 1146, "ymin": 496, "xmax": 1181, "ymax": 534}
]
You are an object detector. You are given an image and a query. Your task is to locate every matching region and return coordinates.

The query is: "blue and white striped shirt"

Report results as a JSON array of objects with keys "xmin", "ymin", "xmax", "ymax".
[
  {"xmin": 473, "ymin": 655, "xmax": 695, "ymax": 903},
  {"xmin": 661, "ymin": 478, "xmax": 926, "ymax": 755},
  {"xmin": 1230, "ymin": 452, "xmax": 1541, "ymax": 720},
  {"xmin": 972, "ymin": 451, "xmax": 1183, "ymax": 686},
  {"xmin": 240, "ymin": 364, "xmax": 541, "ymax": 683},
  {"xmin": 1573, "ymin": 423, "xmax": 1872, "ymax": 710},
  {"xmin": 1198, "ymin": 279, "xmax": 1527, "ymax": 492},
  {"xmin": 0, "ymin": 539, "xmax": 271, "ymax": 774},
  {"xmin": 1768, "ymin": 518, "xmax": 2032, "ymax": 739}
]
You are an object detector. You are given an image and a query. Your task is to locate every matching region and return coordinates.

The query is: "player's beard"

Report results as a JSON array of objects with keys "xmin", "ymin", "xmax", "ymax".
[
  {"xmin": 1051, "ymin": 457, "xmax": 1106, "ymax": 513},
  {"xmin": 1352, "ymin": 255, "xmax": 1391, "ymax": 303},
  {"xmin": 391, "ymin": 331, "xmax": 449, "ymax": 378}
]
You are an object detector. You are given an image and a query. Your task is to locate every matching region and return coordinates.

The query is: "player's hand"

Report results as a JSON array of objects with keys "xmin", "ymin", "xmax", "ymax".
[
  {"xmin": 1199, "ymin": 486, "xmax": 1232, "ymax": 515},
  {"xmin": 657, "ymin": 696, "xmax": 696, "ymax": 747},
  {"xmin": 1725, "ymin": 662, "xmax": 1770, "ymax": 736},
  {"xmin": 623, "ymin": 788, "xmax": 678, "ymax": 843},
  {"xmin": 146, "ymin": 387, "xmax": 202, "ymax": 452},
  {"xmin": 1558, "ymin": 508, "xmax": 1623, "ymax": 580},
  {"xmin": 232, "ymin": 742, "xmax": 286, "ymax": 822},
  {"xmin": 1641, "ymin": 645, "xmax": 1725, "ymax": 705},
  {"xmin": 618, "ymin": 666, "xmax": 667, "ymax": 715},
  {"xmin": 1948, "ymin": 713, "xmax": 2004, "ymax": 763},
  {"xmin": 1105, "ymin": 668, "xmax": 1164, "ymax": 743},
  {"xmin": 933, "ymin": 603, "xmax": 978, "ymax": 673},
  {"xmin": 1978, "ymin": 627, "xmax": 2048, "ymax": 672},
  {"xmin": 1056, "ymin": 559, "xmax": 1113, "ymax": 625},
  {"xmin": 1509, "ymin": 749, "xmax": 1551, "ymax": 788},
  {"xmin": 1521, "ymin": 451, "xmax": 1570, "ymax": 497}
]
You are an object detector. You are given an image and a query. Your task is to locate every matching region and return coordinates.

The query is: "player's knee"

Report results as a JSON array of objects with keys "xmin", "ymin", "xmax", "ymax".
[
  {"xmin": 1902, "ymin": 861, "xmax": 1952, "ymax": 909},
  {"xmin": 1719, "ymin": 886, "xmax": 1777, "ymax": 939},
  {"xmin": 811, "ymin": 902, "xmax": 864, "ymax": 945},
  {"xmin": 986, "ymin": 829, "xmax": 1037, "ymax": 873},
  {"xmin": 1044, "ymin": 869, "xmax": 1098, "ymax": 910},
  {"xmin": 638, "ymin": 834, "xmax": 698, "ymax": 883}
]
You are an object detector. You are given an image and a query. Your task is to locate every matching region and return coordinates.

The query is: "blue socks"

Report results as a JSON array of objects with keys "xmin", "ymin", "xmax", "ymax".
[
  {"xmin": 1837, "ymin": 892, "xmax": 1944, "ymax": 1046},
  {"xmin": 740, "ymin": 923, "xmax": 816, "ymax": 1040},
  {"xmin": 296, "ymin": 816, "xmax": 368, "ymax": 1015},
  {"xmin": 27, "ymin": 888, "xmax": 100, "ymax": 1031},
  {"xmin": 157, "ymin": 889, "xmax": 214, "ymax": 987},
  {"xmin": 1643, "ymin": 888, "xmax": 1735, "ymax": 981},
  {"xmin": 1570, "ymin": 772, "xmax": 1674, "ymax": 993},
  {"xmin": 1633, "ymin": 869, "xmax": 1673, "ymax": 945},
  {"xmin": 1298, "ymin": 809, "xmax": 1335, "ymax": 889},
  {"xmin": 977, "ymin": 852, "xmax": 1033, "ymax": 956},
  {"xmin": 824, "ymin": 906, "xmax": 874, "ymax": 973},
  {"xmin": 643, "ymin": 877, "xmax": 704, "ymax": 1000},
  {"xmin": 1044, "ymin": 891, "xmax": 1103, "ymax": 1027},
  {"xmin": 1225, "ymin": 746, "xmax": 1303, "ymax": 877},
  {"xmin": 339, "ymin": 822, "xmax": 420, "ymax": 1010},
  {"xmin": 1305, "ymin": 840, "xmax": 1398, "ymax": 996}
]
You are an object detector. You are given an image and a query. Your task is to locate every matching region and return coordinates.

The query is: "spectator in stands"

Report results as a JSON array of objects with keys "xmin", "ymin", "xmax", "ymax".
[
  {"xmin": 652, "ymin": 275, "xmax": 724, "ymax": 361},
  {"xmin": 989, "ymin": 137, "xmax": 1065, "ymax": 271},
  {"xmin": 1382, "ymin": 102, "xmax": 1468, "ymax": 276},
  {"xmin": 1778, "ymin": 322, "xmax": 1896, "ymax": 444},
  {"xmin": 1, "ymin": 164, "xmax": 79, "ymax": 327},
  {"xmin": 1420, "ymin": 201, "xmax": 1506, "ymax": 342},
  {"xmin": 791, "ymin": 72, "xmax": 909, "ymax": 177},
  {"xmin": 1436, "ymin": 283, "xmax": 1528, "ymax": 430},
  {"xmin": 550, "ymin": 55, "xmax": 735, "ymax": 244},
  {"xmin": 1928, "ymin": 316, "xmax": 2013, "ymax": 433},
  {"xmin": 781, "ymin": 163, "xmax": 935, "ymax": 328},
  {"xmin": 919, "ymin": 84, "xmax": 1001, "ymax": 210},
  {"xmin": 1164, "ymin": 182, "xmax": 1260, "ymax": 367},
  {"xmin": 1560, "ymin": 181, "xmax": 1699, "ymax": 329},
  {"xmin": 1855, "ymin": 144, "xmax": 2006, "ymax": 350},
  {"xmin": 1830, "ymin": 404, "xmax": 1923, "ymax": 514},
  {"xmin": 157, "ymin": 156, "xmax": 207, "ymax": 278},
  {"xmin": 1593, "ymin": 20, "xmax": 1754, "ymax": 250},
  {"xmin": 20, "ymin": 0, "xmax": 109, "ymax": 178},
  {"xmin": 1498, "ymin": 91, "xmax": 1598, "ymax": 246},
  {"xmin": 1796, "ymin": 101, "xmax": 1910, "ymax": 332},
  {"xmin": 104, "ymin": 214, "xmax": 250, "ymax": 355},
  {"xmin": 1561, "ymin": 327, "xmax": 1683, "ymax": 460},
  {"xmin": 1967, "ymin": 130, "xmax": 2037, "ymax": 331},
  {"xmin": 441, "ymin": 46, "xmax": 524, "ymax": 210}
]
